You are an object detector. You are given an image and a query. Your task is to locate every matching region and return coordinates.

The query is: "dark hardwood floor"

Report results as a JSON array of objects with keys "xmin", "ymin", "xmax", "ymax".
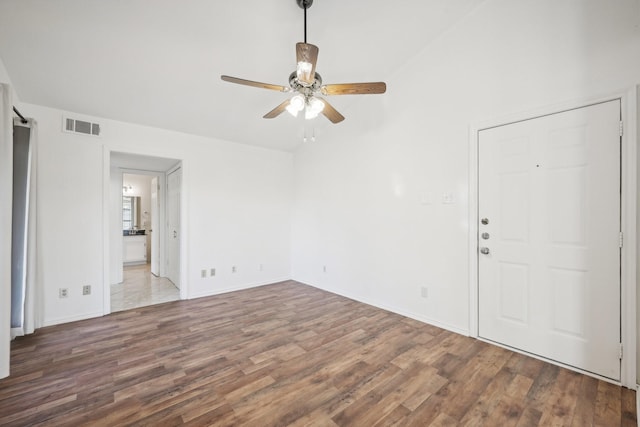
[{"xmin": 0, "ymin": 281, "xmax": 635, "ymax": 426}]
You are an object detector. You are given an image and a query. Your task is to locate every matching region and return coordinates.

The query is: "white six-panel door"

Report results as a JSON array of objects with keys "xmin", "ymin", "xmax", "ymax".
[{"xmin": 478, "ymin": 100, "xmax": 621, "ymax": 380}]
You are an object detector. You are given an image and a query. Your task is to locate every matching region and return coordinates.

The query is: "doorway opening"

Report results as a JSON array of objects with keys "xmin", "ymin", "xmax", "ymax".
[{"xmin": 109, "ymin": 152, "xmax": 182, "ymax": 313}]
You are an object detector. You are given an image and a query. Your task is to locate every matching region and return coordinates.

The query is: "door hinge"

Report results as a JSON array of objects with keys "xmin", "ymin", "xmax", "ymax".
[
  {"xmin": 619, "ymin": 120, "xmax": 624, "ymax": 137},
  {"xmin": 619, "ymin": 232, "xmax": 624, "ymax": 248},
  {"xmin": 619, "ymin": 343, "xmax": 623, "ymax": 359}
]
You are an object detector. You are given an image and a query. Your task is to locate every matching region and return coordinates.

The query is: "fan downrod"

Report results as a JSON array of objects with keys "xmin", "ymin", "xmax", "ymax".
[{"xmin": 296, "ymin": 0, "xmax": 313, "ymax": 9}]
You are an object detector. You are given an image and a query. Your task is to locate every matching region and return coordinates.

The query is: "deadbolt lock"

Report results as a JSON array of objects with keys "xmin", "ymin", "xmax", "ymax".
[
  {"xmin": 481, "ymin": 218, "xmax": 489, "ymax": 225},
  {"xmin": 481, "ymin": 232, "xmax": 490, "ymax": 240}
]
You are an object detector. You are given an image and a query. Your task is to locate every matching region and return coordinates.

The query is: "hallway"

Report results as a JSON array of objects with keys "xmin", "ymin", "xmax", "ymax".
[{"xmin": 110, "ymin": 264, "xmax": 179, "ymax": 312}]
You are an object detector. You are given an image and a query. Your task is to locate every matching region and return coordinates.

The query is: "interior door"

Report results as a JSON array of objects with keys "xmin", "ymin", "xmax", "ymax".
[
  {"xmin": 478, "ymin": 100, "xmax": 621, "ymax": 380},
  {"xmin": 166, "ymin": 168, "xmax": 181, "ymax": 289},
  {"xmin": 150, "ymin": 176, "xmax": 160, "ymax": 276}
]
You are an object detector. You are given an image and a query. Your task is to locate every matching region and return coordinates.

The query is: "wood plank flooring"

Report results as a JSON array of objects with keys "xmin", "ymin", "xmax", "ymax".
[{"xmin": 1, "ymin": 281, "xmax": 635, "ymax": 426}]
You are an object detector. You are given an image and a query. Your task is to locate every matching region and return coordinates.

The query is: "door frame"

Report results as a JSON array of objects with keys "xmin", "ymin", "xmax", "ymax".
[
  {"xmin": 468, "ymin": 89, "xmax": 637, "ymax": 387},
  {"xmin": 102, "ymin": 149, "xmax": 188, "ymax": 315},
  {"xmin": 165, "ymin": 164, "xmax": 182, "ymax": 291}
]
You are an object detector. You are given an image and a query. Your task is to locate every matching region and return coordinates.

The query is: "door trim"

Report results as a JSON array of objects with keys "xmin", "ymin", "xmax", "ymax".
[
  {"xmin": 161, "ymin": 163, "xmax": 186, "ymax": 299},
  {"xmin": 468, "ymin": 89, "xmax": 637, "ymax": 387},
  {"xmin": 102, "ymin": 150, "xmax": 188, "ymax": 315},
  {"xmin": 165, "ymin": 163, "xmax": 186, "ymax": 300}
]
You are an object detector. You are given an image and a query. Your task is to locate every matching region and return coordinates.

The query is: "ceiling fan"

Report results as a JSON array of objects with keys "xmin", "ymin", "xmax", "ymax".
[{"xmin": 221, "ymin": 0, "xmax": 386, "ymax": 124}]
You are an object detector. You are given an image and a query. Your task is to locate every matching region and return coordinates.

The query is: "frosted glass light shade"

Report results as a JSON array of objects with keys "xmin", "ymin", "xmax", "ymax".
[
  {"xmin": 286, "ymin": 95, "xmax": 305, "ymax": 117},
  {"xmin": 305, "ymin": 97, "xmax": 325, "ymax": 120}
]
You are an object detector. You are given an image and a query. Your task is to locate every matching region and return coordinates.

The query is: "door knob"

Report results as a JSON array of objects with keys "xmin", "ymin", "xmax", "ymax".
[
  {"xmin": 481, "ymin": 232, "xmax": 490, "ymax": 240},
  {"xmin": 481, "ymin": 218, "xmax": 489, "ymax": 225},
  {"xmin": 480, "ymin": 247, "xmax": 490, "ymax": 255}
]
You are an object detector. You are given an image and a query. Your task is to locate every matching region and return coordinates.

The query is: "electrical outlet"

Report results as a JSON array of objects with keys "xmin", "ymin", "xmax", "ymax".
[
  {"xmin": 421, "ymin": 287, "xmax": 428, "ymax": 298},
  {"xmin": 259, "ymin": 264, "xmax": 263, "ymax": 271},
  {"xmin": 442, "ymin": 192, "xmax": 455, "ymax": 204},
  {"xmin": 210, "ymin": 268, "xmax": 216, "ymax": 277},
  {"xmin": 82, "ymin": 285, "xmax": 91, "ymax": 296},
  {"xmin": 201, "ymin": 269, "xmax": 207, "ymax": 278},
  {"xmin": 323, "ymin": 265, "xmax": 327, "ymax": 273},
  {"xmin": 59, "ymin": 288, "xmax": 68, "ymax": 298},
  {"xmin": 232, "ymin": 266, "xmax": 236, "ymax": 273}
]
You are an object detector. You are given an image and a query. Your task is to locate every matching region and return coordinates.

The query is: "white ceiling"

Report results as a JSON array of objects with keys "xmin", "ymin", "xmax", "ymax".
[{"xmin": 0, "ymin": 0, "xmax": 484, "ymax": 151}]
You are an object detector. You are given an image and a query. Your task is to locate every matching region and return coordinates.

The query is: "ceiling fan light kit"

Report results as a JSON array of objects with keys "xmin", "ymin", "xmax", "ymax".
[
  {"xmin": 305, "ymin": 97, "xmax": 325, "ymax": 120},
  {"xmin": 286, "ymin": 94, "xmax": 305, "ymax": 117},
  {"xmin": 221, "ymin": 0, "xmax": 386, "ymax": 124}
]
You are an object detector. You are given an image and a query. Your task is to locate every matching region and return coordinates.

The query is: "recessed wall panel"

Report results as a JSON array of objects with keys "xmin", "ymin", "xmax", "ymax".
[
  {"xmin": 548, "ymin": 126, "xmax": 587, "ymax": 168},
  {"xmin": 551, "ymin": 268, "xmax": 587, "ymax": 339},
  {"xmin": 548, "ymin": 166, "xmax": 586, "ymax": 246},
  {"xmin": 500, "ymin": 172, "xmax": 529, "ymax": 242},
  {"xmin": 498, "ymin": 262, "xmax": 529, "ymax": 325},
  {"xmin": 498, "ymin": 137, "xmax": 530, "ymax": 173}
]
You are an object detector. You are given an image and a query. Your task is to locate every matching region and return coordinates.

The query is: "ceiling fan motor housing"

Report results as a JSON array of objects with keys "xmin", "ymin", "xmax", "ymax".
[{"xmin": 289, "ymin": 71, "xmax": 322, "ymax": 97}]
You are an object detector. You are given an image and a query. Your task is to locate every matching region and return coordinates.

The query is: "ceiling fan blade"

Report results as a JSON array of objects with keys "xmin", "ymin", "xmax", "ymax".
[
  {"xmin": 221, "ymin": 75, "xmax": 290, "ymax": 92},
  {"xmin": 263, "ymin": 99, "xmax": 292, "ymax": 119},
  {"xmin": 319, "ymin": 98, "xmax": 345, "ymax": 124},
  {"xmin": 296, "ymin": 43, "xmax": 319, "ymax": 85},
  {"xmin": 321, "ymin": 82, "xmax": 387, "ymax": 96}
]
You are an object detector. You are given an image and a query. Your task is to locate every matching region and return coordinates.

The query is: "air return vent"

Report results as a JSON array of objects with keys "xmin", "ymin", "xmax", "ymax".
[{"xmin": 63, "ymin": 116, "xmax": 101, "ymax": 137}]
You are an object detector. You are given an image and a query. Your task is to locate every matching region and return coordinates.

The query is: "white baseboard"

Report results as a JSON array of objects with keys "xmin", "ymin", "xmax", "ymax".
[
  {"xmin": 294, "ymin": 279, "xmax": 469, "ymax": 337},
  {"xmin": 42, "ymin": 311, "xmax": 103, "ymax": 327},
  {"xmin": 365, "ymin": 300, "xmax": 470, "ymax": 336},
  {"xmin": 188, "ymin": 276, "xmax": 292, "ymax": 300}
]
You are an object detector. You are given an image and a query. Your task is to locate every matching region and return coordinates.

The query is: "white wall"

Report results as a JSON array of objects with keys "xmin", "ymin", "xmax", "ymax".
[
  {"xmin": 0, "ymin": 83, "xmax": 13, "ymax": 378},
  {"xmin": 19, "ymin": 103, "xmax": 293, "ymax": 326},
  {"xmin": 0, "ymin": 56, "xmax": 18, "ymax": 103},
  {"xmin": 109, "ymin": 165, "xmax": 123, "ymax": 284},
  {"xmin": 0, "ymin": 57, "xmax": 10, "ymax": 85},
  {"xmin": 291, "ymin": 0, "xmax": 640, "ymax": 334},
  {"xmin": 1, "ymin": 60, "xmax": 19, "ymax": 378},
  {"xmin": 637, "ymin": 85, "xmax": 640, "ymax": 382}
]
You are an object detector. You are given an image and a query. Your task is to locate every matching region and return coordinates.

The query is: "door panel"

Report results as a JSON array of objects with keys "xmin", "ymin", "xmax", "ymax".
[
  {"xmin": 548, "ymin": 167, "xmax": 586, "ymax": 244},
  {"xmin": 478, "ymin": 100, "xmax": 621, "ymax": 380},
  {"xmin": 498, "ymin": 262, "xmax": 529, "ymax": 325},
  {"xmin": 499, "ymin": 172, "xmax": 529, "ymax": 242}
]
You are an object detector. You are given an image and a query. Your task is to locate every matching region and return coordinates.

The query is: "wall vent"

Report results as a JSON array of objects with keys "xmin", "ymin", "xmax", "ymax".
[{"xmin": 63, "ymin": 116, "xmax": 101, "ymax": 137}]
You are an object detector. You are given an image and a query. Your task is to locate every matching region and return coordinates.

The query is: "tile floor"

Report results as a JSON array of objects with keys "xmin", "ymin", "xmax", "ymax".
[{"xmin": 110, "ymin": 264, "xmax": 180, "ymax": 312}]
